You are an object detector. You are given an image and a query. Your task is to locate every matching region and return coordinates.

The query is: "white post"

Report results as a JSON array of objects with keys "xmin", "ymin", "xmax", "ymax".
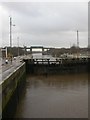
[
  {"xmin": 17, "ymin": 37, "xmax": 19, "ymax": 57},
  {"xmin": 6, "ymin": 47, "xmax": 7, "ymax": 58},
  {"xmin": 77, "ymin": 30, "xmax": 79, "ymax": 58}
]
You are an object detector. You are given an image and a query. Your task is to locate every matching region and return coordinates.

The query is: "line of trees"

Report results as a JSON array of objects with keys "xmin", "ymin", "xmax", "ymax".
[
  {"xmin": 2, "ymin": 47, "xmax": 26, "ymax": 58},
  {"xmin": 45, "ymin": 46, "xmax": 89, "ymax": 57}
]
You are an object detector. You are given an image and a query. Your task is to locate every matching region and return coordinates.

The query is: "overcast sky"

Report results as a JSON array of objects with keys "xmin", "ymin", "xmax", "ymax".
[{"xmin": 0, "ymin": 2, "xmax": 88, "ymax": 48}]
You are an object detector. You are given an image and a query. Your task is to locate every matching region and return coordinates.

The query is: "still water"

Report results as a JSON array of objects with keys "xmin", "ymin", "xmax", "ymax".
[
  {"xmin": 15, "ymin": 73, "xmax": 88, "ymax": 118},
  {"xmin": 15, "ymin": 53, "xmax": 88, "ymax": 118}
]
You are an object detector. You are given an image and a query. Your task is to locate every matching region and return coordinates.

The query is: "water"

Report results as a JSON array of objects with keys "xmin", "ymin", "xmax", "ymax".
[
  {"xmin": 32, "ymin": 53, "xmax": 57, "ymax": 60},
  {"xmin": 15, "ymin": 73, "xmax": 88, "ymax": 118},
  {"xmin": 14, "ymin": 53, "xmax": 88, "ymax": 118}
]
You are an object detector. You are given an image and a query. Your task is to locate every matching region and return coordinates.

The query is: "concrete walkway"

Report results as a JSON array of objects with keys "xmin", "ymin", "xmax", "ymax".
[{"xmin": 0, "ymin": 58, "xmax": 23, "ymax": 84}]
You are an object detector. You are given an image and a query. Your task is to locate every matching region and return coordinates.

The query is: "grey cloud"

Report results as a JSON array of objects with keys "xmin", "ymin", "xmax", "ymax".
[{"xmin": 1, "ymin": 2, "xmax": 88, "ymax": 47}]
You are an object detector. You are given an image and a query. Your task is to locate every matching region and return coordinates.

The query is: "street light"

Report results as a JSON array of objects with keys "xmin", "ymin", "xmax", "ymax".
[
  {"xmin": 9, "ymin": 16, "xmax": 15, "ymax": 63},
  {"xmin": 17, "ymin": 37, "xmax": 19, "ymax": 57},
  {"xmin": 77, "ymin": 30, "xmax": 79, "ymax": 58}
]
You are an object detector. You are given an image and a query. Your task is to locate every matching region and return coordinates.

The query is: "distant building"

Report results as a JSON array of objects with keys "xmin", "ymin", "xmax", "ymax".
[{"xmin": 1, "ymin": 47, "xmax": 7, "ymax": 58}]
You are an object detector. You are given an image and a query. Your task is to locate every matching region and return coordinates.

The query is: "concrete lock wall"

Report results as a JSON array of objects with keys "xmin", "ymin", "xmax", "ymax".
[
  {"xmin": 24, "ymin": 58, "xmax": 89, "ymax": 75},
  {"xmin": 1, "ymin": 62, "xmax": 26, "ymax": 118}
]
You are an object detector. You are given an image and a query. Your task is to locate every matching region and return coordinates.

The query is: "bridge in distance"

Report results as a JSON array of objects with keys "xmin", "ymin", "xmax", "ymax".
[{"xmin": 23, "ymin": 46, "xmax": 53, "ymax": 54}]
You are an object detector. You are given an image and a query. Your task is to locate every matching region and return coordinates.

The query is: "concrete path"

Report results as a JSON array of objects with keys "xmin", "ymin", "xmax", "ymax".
[{"xmin": 0, "ymin": 57, "xmax": 23, "ymax": 84}]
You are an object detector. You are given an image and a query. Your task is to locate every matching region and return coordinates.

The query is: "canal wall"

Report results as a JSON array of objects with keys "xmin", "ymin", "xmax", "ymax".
[
  {"xmin": 1, "ymin": 62, "xmax": 26, "ymax": 119},
  {"xmin": 1, "ymin": 58, "xmax": 89, "ymax": 118},
  {"xmin": 24, "ymin": 58, "xmax": 89, "ymax": 75}
]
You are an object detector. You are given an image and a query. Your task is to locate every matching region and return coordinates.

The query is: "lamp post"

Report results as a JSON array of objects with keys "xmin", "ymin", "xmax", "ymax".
[
  {"xmin": 17, "ymin": 37, "xmax": 19, "ymax": 57},
  {"xmin": 6, "ymin": 47, "xmax": 7, "ymax": 58},
  {"xmin": 77, "ymin": 30, "xmax": 79, "ymax": 58},
  {"xmin": 9, "ymin": 16, "xmax": 15, "ymax": 63}
]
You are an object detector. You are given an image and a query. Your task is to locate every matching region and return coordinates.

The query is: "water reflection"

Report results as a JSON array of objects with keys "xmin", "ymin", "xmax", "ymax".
[
  {"xmin": 28, "ymin": 74, "xmax": 88, "ymax": 89},
  {"xmin": 32, "ymin": 53, "xmax": 57, "ymax": 60},
  {"xmin": 15, "ymin": 73, "xmax": 88, "ymax": 118}
]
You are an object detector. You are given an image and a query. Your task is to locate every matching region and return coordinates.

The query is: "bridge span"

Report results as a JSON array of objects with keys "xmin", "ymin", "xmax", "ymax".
[{"xmin": 23, "ymin": 46, "xmax": 53, "ymax": 54}]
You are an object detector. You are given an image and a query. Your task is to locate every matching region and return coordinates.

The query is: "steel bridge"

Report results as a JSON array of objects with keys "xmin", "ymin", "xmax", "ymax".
[{"xmin": 23, "ymin": 46, "xmax": 52, "ymax": 54}]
